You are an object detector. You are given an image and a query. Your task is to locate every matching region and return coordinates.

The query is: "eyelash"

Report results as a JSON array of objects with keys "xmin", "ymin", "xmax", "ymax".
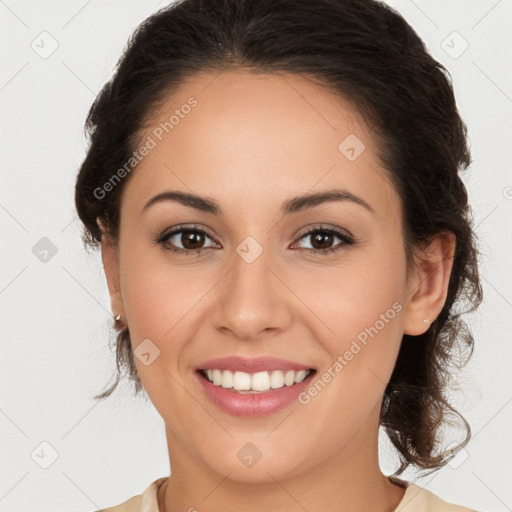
[{"xmin": 153, "ymin": 223, "xmax": 355, "ymax": 257}]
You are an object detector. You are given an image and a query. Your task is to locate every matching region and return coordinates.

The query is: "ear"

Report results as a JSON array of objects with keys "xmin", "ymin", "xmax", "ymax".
[
  {"xmin": 403, "ymin": 230, "xmax": 456, "ymax": 336},
  {"xmin": 97, "ymin": 217, "xmax": 124, "ymax": 319}
]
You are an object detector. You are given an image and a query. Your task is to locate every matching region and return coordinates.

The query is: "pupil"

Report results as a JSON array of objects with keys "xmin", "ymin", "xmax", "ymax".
[
  {"xmin": 313, "ymin": 232, "xmax": 332, "ymax": 249},
  {"xmin": 183, "ymin": 231, "xmax": 204, "ymax": 249},
  {"xmin": 179, "ymin": 231, "xmax": 334, "ymax": 251}
]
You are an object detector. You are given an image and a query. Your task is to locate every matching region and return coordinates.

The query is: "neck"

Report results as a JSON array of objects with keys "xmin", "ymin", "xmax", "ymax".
[{"xmin": 159, "ymin": 414, "xmax": 405, "ymax": 512}]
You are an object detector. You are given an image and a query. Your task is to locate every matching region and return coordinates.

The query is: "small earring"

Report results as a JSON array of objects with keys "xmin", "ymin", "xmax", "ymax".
[
  {"xmin": 114, "ymin": 314, "xmax": 122, "ymax": 322},
  {"xmin": 423, "ymin": 318, "xmax": 430, "ymax": 324}
]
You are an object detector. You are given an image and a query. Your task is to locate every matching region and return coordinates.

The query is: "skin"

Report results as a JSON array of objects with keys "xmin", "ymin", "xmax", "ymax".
[{"xmin": 98, "ymin": 70, "xmax": 456, "ymax": 512}]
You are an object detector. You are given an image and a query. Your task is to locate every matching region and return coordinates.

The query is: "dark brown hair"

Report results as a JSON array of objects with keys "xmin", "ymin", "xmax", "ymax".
[{"xmin": 74, "ymin": 0, "xmax": 482, "ymax": 476}]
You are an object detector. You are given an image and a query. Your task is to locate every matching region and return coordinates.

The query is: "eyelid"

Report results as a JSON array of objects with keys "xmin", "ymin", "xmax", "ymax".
[
  {"xmin": 290, "ymin": 224, "xmax": 354, "ymax": 253},
  {"xmin": 155, "ymin": 222, "xmax": 355, "ymax": 255},
  {"xmin": 293, "ymin": 223, "xmax": 352, "ymax": 241},
  {"xmin": 158, "ymin": 223, "xmax": 212, "ymax": 238},
  {"xmin": 156, "ymin": 223, "xmax": 218, "ymax": 245}
]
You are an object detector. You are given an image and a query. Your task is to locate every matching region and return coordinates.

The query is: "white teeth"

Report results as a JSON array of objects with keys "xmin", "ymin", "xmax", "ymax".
[
  {"xmin": 233, "ymin": 371, "xmax": 251, "ymax": 390},
  {"xmin": 270, "ymin": 370, "xmax": 284, "ymax": 389},
  {"xmin": 251, "ymin": 371, "xmax": 270, "ymax": 391},
  {"xmin": 295, "ymin": 370, "xmax": 307, "ymax": 383},
  {"xmin": 202, "ymin": 369, "xmax": 312, "ymax": 392},
  {"xmin": 221, "ymin": 369, "xmax": 234, "ymax": 389},
  {"xmin": 284, "ymin": 370, "xmax": 295, "ymax": 386},
  {"xmin": 212, "ymin": 369, "xmax": 222, "ymax": 386}
]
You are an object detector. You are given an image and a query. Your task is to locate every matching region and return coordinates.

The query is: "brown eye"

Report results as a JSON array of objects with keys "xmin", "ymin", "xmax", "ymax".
[
  {"xmin": 156, "ymin": 225, "xmax": 217, "ymax": 255},
  {"xmin": 179, "ymin": 230, "xmax": 206, "ymax": 250},
  {"xmin": 155, "ymin": 224, "xmax": 354, "ymax": 257},
  {"xmin": 294, "ymin": 226, "xmax": 355, "ymax": 255},
  {"xmin": 309, "ymin": 231, "xmax": 336, "ymax": 250}
]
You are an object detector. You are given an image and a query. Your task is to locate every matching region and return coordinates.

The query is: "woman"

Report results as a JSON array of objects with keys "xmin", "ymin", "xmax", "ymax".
[{"xmin": 74, "ymin": 0, "xmax": 482, "ymax": 510}]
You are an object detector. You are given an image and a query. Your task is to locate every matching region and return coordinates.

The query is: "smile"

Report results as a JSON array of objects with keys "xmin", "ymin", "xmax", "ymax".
[
  {"xmin": 199, "ymin": 368, "xmax": 313, "ymax": 393},
  {"xmin": 195, "ymin": 367, "xmax": 317, "ymax": 417}
]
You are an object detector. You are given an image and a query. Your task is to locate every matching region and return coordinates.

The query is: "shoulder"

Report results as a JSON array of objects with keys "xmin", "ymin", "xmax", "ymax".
[
  {"xmin": 395, "ymin": 482, "xmax": 479, "ymax": 512},
  {"xmin": 91, "ymin": 477, "xmax": 168, "ymax": 512}
]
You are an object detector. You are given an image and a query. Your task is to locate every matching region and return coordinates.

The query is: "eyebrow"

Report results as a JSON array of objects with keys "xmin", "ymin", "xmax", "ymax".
[{"xmin": 142, "ymin": 188, "xmax": 375, "ymax": 217}]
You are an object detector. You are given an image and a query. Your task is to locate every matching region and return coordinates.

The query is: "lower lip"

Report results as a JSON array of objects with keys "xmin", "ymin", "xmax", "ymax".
[{"xmin": 195, "ymin": 370, "xmax": 316, "ymax": 417}]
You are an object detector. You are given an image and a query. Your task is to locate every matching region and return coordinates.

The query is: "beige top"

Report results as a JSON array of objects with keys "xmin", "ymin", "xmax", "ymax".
[{"xmin": 95, "ymin": 476, "xmax": 478, "ymax": 512}]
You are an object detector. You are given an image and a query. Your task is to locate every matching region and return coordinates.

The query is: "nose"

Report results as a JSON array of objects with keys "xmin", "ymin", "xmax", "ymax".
[{"xmin": 211, "ymin": 246, "xmax": 293, "ymax": 342}]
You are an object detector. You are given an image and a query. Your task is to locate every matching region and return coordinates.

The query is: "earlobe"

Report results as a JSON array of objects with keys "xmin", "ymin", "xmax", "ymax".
[
  {"xmin": 97, "ymin": 216, "xmax": 124, "ymax": 320},
  {"xmin": 403, "ymin": 231, "xmax": 456, "ymax": 336}
]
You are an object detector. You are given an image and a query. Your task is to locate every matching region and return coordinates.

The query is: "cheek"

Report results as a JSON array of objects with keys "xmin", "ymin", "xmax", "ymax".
[
  {"xmin": 299, "ymin": 245, "xmax": 406, "ymax": 345},
  {"xmin": 297, "ymin": 269, "xmax": 406, "ymax": 449},
  {"xmin": 302, "ymin": 245, "xmax": 407, "ymax": 402},
  {"xmin": 119, "ymin": 242, "xmax": 190, "ymax": 350},
  {"xmin": 119, "ymin": 250, "xmax": 195, "ymax": 413}
]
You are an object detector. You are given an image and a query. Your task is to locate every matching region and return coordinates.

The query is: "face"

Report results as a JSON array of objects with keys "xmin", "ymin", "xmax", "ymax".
[{"xmin": 100, "ymin": 70, "xmax": 454, "ymax": 483}]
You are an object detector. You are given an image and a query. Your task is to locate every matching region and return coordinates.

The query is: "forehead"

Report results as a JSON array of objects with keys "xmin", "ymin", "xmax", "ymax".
[{"xmin": 123, "ymin": 70, "xmax": 400, "ymax": 222}]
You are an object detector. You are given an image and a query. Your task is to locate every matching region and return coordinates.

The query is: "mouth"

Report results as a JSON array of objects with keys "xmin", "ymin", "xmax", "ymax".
[
  {"xmin": 196, "ymin": 368, "xmax": 317, "ymax": 394},
  {"xmin": 193, "ymin": 355, "xmax": 318, "ymax": 416},
  {"xmin": 194, "ymin": 366, "xmax": 317, "ymax": 417}
]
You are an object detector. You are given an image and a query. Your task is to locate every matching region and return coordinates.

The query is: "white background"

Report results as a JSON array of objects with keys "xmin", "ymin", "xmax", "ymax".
[{"xmin": 1, "ymin": 0, "xmax": 511, "ymax": 510}]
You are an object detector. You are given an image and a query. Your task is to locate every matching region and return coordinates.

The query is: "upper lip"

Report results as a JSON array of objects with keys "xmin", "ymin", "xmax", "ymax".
[{"xmin": 195, "ymin": 356, "xmax": 315, "ymax": 373}]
